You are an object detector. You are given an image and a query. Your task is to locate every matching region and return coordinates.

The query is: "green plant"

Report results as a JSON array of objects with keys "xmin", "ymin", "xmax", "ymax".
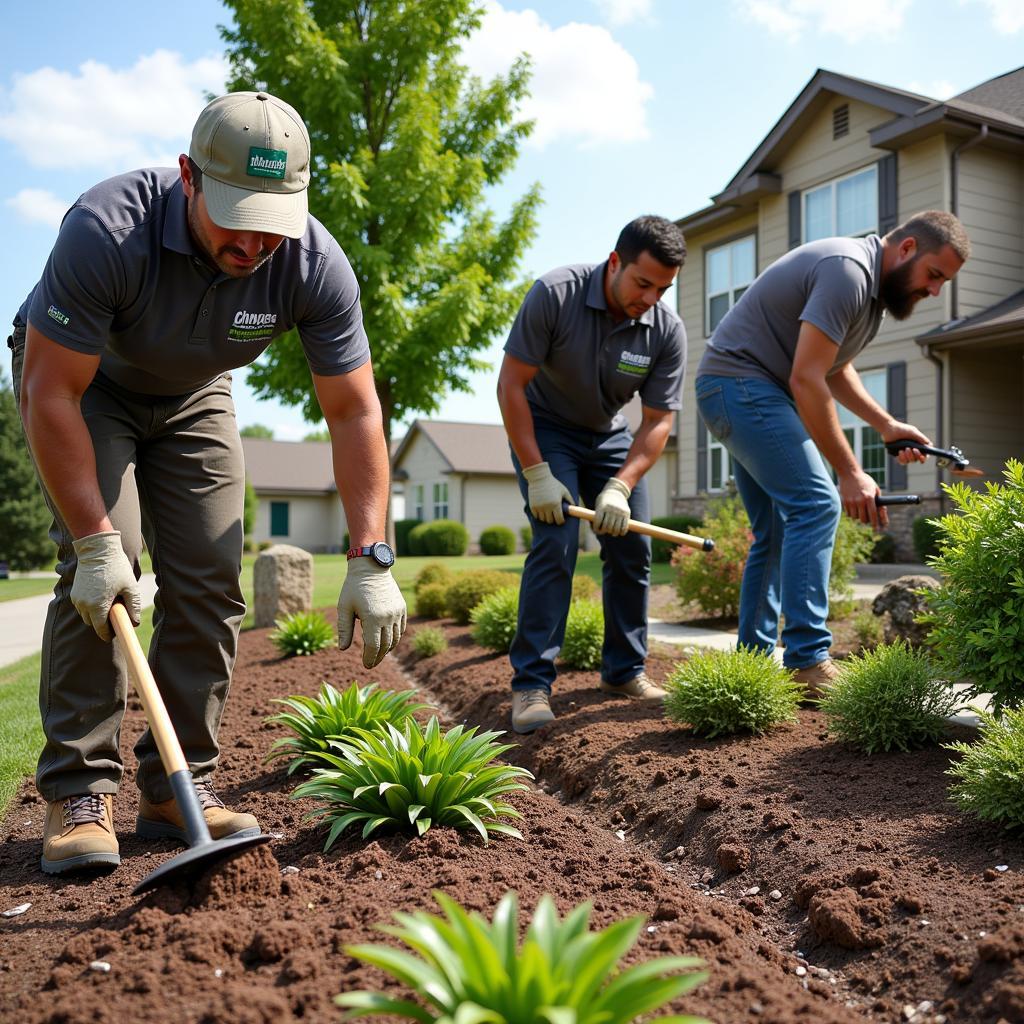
[
  {"xmin": 445, "ymin": 570, "xmax": 521, "ymax": 625},
  {"xmin": 294, "ymin": 717, "xmax": 533, "ymax": 847},
  {"xmin": 520, "ymin": 523, "xmax": 532, "ymax": 552},
  {"xmin": 471, "ymin": 586, "xmax": 520, "ymax": 653},
  {"xmin": 270, "ymin": 610, "xmax": 335, "ymax": 657},
  {"xmin": 415, "ymin": 582, "xmax": 450, "ymax": 619},
  {"xmin": 852, "ymin": 608, "xmax": 883, "ymax": 648},
  {"xmin": 479, "ymin": 525, "xmax": 517, "ymax": 556},
  {"xmin": 923, "ymin": 461, "xmax": 1024, "ymax": 712},
  {"xmin": 671, "ymin": 494, "xmax": 749, "ymax": 617},
  {"xmin": 337, "ymin": 890, "xmax": 708, "ymax": 1023},
  {"xmin": 913, "ymin": 515, "xmax": 943, "ymax": 563},
  {"xmin": 818, "ymin": 641, "xmax": 959, "ymax": 753},
  {"xmin": 831, "ymin": 516, "xmax": 877, "ymax": 604},
  {"xmin": 664, "ymin": 647, "xmax": 801, "ymax": 738},
  {"xmin": 409, "ymin": 520, "xmax": 470, "ymax": 556},
  {"xmin": 651, "ymin": 515, "xmax": 704, "ymax": 563},
  {"xmin": 560, "ymin": 599, "xmax": 604, "ymax": 670},
  {"xmin": 415, "ymin": 562, "xmax": 454, "ymax": 596},
  {"xmin": 946, "ymin": 704, "xmax": 1024, "ymax": 829},
  {"xmin": 265, "ymin": 682, "xmax": 431, "ymax": 774},
  {"xmin": 395, "ymin": 518, "xmax": 422, "ymax": 557},
  {"xmin": 412, "ymin": 627, "xmax": 448, "ymax": 658}
]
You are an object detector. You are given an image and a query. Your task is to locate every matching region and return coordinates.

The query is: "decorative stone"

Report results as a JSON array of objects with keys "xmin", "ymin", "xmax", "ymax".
[
  {"xmin": 871, "ymin": 574, "xmax": 941, "ymax": 647},
  {"xmin": 253, "ymin": 544, "xmax": 314, "ymax": 628},
  {"xmin": 2, "ymin": 903, "xmax": 30, "ymax": 917}
]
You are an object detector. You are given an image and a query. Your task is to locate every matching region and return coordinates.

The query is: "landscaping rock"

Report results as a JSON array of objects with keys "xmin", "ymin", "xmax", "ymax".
[
  {"xmin": 871, "ymin": 574, "xmax": 941, "ymax": 647},
  {"xmin": 253, "ymin": 544, "xmax": 313, "ymax": 627}
]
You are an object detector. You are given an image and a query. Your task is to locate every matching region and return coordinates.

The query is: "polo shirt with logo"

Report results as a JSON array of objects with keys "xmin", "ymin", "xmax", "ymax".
[
  {"xmin": 698, "ymin": 234, "xmax": 885, "ymax": 392},
  {"xmin": 17, "ymin": 168, "xmax": 369, "ymax": 396},
  {"xmin": 504, "ymin": 262, "xmax": 687, "ymax": 433}
]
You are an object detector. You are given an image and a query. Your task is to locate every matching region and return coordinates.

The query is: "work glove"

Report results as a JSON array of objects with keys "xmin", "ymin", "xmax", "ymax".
[
  {"xmin": 522, "ymin": 462, "xmax": 573, "ymax": 525},
  {"xmin": 337, "ymin": 559, "xmax": 407, "ymax": 668},
  {"xmin": 594, "ymin": 478, "xmax": 632, "ymax": 536},
  {"xmin": 70, "ymin": 531, "xmax": 142, "ymax": 642}
]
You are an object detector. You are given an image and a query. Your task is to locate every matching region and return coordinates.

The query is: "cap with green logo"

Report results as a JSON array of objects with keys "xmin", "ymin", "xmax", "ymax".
[{"xmin": 189, "ymin": 91, "xmax": 311, "ymax": 239}]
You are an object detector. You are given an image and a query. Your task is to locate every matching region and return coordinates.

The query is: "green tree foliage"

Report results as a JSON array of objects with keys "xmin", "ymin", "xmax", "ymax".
[
  {"xmin": 221, "ymin": 0, "xmax": 541, "ymax": 443},
  {"xmin": 242, "ymin": 476, "xmax": 258, "ymax": 539},
  {"xmin": 302, "ymin": 428, "xmax": 331, "ymax": 442},
  {"xmin": 0, "ymin": 375, "xmax": 52, "ymax": 570},
  {"xmin": 239, "ymin": 423, "xmax": 274, "ymax": 438}
]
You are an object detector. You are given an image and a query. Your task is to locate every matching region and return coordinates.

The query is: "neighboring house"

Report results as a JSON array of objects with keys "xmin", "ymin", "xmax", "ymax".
[{"xmin": 673, "ymin": 66, "xmax": 1024, "ymax": 555}]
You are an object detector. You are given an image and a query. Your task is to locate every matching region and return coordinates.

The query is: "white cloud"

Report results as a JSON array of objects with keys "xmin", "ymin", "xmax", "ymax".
[
  {"xmin": 0, "ymin": 50, "xmax": 227, "ymax": 171},
  {"xmin": 461, "ymin": 2, "xmax": 653, "ymax": 148},
  {"xmin": 733, "ymin": 0, "xmax": 912, "ymax": 42},
  {"xmin": 5, "ymin": 188, "xmax": 70, "ymax": 228},
  {"xmin": 905, "ymin": 79, "xmax": 959, "ymax": 101},
  {"xmin": 961, "ymin": 0, "xmax": 1024, "ymax": 33},
  {"xmin": 591, "ymin": 0, "xmax": 653, "ymax": 26}
]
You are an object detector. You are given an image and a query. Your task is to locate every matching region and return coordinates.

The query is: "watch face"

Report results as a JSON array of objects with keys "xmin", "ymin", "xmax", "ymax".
[{"xmin": 371, "ymin": 542, "xmax": 395, "ymax": 568}]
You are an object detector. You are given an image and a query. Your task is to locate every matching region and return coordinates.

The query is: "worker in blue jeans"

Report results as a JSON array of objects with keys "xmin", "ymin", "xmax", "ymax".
[
  {"xmin": 695, "ymin": 211, "xmax": 969, "ymax": 695},
  {"xmin": 497, "ymin": 216, "xmax": 688, "ymax": 733}
]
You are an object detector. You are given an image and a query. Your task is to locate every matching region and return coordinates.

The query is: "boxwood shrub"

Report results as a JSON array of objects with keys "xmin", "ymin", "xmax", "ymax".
[
  {"xmin": 408, "ymin": 519, "xmax": 469, "ymax": 556},
  {"xmin": 415, "ymin": 582, "xmax": 449, "ymax": 619},
  {"xmin": 446, "ymin": 570, "xmax": 521, "ymax": 625},
  {"xmin": 479, "ymin": 525, "xmax": 516, "ymax": 556},
  {"xmin": 560, "ymin": 599, "xmax": 604, "ymax": 670},
  {"xmin": 394, "ymin": 518, "xmax": 421, "ymax": 557},
  {"xmin": 471, "ymin": 586, "xmax": 520, "ymax": 653},
  {"xmin": 414, "ymin": 562, "xmax": 454, "ymax": 596}
]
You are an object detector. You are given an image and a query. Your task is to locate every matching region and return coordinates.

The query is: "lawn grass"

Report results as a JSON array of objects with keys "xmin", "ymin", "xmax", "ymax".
[{"xmin": 0, "ymin": 577, "xmax": 56, "ymax": 603}]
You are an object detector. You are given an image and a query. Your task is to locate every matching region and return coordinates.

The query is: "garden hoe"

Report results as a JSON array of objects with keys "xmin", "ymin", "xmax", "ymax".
[
  {"xmin": 885, "ymin": 439, "xmax": 985, "ymax": 477},
  {"xmin": 109, "ymin": 602, "xmax": 271, "ymax": 895},
  {"xmin": 564, "ymin": 503, "xmax": 715, "ymax": 551}
]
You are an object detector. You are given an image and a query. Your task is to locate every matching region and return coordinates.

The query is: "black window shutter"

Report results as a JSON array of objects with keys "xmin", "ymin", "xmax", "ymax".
[
  {"xmin": 886, "ymin": 360, "xmax": 907, "ymax": 491},
  {"xmin": 696, "ymin": 408, "xmax": 708, "ymax": 492},
  {"xmin": 878, "ymin": 154, "xmax": 898, "ymax": 234},
  {"xmin": 788, "ymin": 191, "xmax": 801, "ymax": 249}
]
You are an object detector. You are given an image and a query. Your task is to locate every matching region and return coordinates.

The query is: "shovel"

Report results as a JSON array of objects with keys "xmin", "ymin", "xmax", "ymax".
[
  {"xmin": 109, "ymin": 603, "xmax": 271, "ymax": 894},
  {"xmin": 564, "ymin": 503, "xmax": 715, "ymax": 551},
  {"xmin": 885, "ymin": 439, "xmax": 985, "ymax": 477}
]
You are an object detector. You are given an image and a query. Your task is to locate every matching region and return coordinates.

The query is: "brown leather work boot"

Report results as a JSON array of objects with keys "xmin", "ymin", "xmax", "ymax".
[
  {"xmin": 599, "ymin": 672, "xmax": 666, "ymax": 701},
  {"xmin": 792, "ymin": 658, "xmax": 842, "ymax": 700},
  {"xmin": 136, "ymin": 778, "xmax": 260, "ymax": 844},
  {"xmin": 41, "ymin": 794, "xmax": 120, "ymax": 874}
]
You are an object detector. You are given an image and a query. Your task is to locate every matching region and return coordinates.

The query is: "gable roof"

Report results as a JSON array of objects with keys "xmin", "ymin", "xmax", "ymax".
[
  {"xmin": 918, "ymin": 288, "xmax": 1024, "ymax": 350},
  {"xmin": 954, "ymin": 66, "xmax": 1024, "ymax": 122},
  {"xmin": 241, "ymin": 437, "xmax": 336, "ymax": 494},
  {"xmin": 392, "ymin": 420, "xmax": 516, "ymax": 476}
]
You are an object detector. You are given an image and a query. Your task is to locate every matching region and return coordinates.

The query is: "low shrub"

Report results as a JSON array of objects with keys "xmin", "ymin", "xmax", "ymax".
[
  {"xmin": 412, "ymin": 627, "xmax": 448, "ymax": 658},
  {"xmin": 946, "ymin": 704, "xmax": 1024, "ymax": 829},
  {"xmin": 870, "ymin": 532, "xmax": 897, "ymax": 564},
  {"xmin": 337, "ymin": 890, "xmax": 708, "ymax": 1023},
  {"xmin": 294, "ymin": 717, "xmax": 533, "ymax": 846},
  {"xmin": 913, "ymin": 515, "xmax": 943, "ymax": 563},
  {"xmin": 664, "ymin": 647, "xmax": 801, "ymax": 738},
  {"xmin": 414, "ymin": 562, "xmax": 453, "ymax": 596},
  {"xmin": 651, "ymin": 514, "xmax": 704, "ymax": 563},
  {"xmin": 672, "ymin": 494, "xmax": 750, "ymax": 617},
  {"xmin": 408, "ymin": 519, "xmax": 469, "ymax": 556},
  {"xmin": 269, "ymin": 610, "xmax": 334, "ymax": 657},
  {"xmin": 571, "ymin": 573, "xmax": 600, "ymax": 603},
  {"xmin": 853, "ymin": 608, "xmax": 884, "ymax": 649},
  {"xmin": 818, "ymin": 641, "xmax": 959, "ymax": 753},
  {"xmin": 519, "ymin": 523, "xmax": 532, "ymax": 552},
  {"xmin": 415, "ymin": 582, "xmax": 449, "ymax": 619},
  {"xmin": 394, "ymin": 518, "xmax": 421, "ymax": 557},
  {"xmin": 479, "ymin": 524, "xmax": 516, "ymax": 555},
  {"xmin": 445, "ymin": 569, "xmax": 520, "ymax": 625},
  {"xmin": 560, "ymin": 599, "xmax": 604, "ymax": 670},
  {"xmin": 831, "ymin": 515, "xmax": 877, "ymax": 605},
  {"xmin": 265, "ymin": 682, "xmax": 431, "ymax": 774},
  {"xmin": 471, "ymin": 586, "xmax": 520, "ymax": 653}
]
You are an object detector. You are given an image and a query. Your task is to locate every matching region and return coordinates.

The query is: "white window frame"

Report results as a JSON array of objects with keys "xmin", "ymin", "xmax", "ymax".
[
  {"xmin": 803, "ymin": 165, "xmax": 878, "ymax": 242},
  {"xmin": 705, "ymin": 234, "xmax": 756, "ymax": 337},
  {"xmin": 432, "ymin": 481, "xmax": 448, "ymax": 520},
  {"xmin": 837, "ymin": 368, "xmax": 888, "ymax": 488},
  {"xmin": 412, "ymin": 484, "xmax": 424, "ymax": 521},
  {"xmin": 707, "ymin": 439, "xmax": 734, "ymax": 493}
]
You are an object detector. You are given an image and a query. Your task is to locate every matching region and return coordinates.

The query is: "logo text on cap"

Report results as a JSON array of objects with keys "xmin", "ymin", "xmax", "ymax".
[{"xmin": 247, "ymin": 147, "xmax": 287, "ymax": 180}]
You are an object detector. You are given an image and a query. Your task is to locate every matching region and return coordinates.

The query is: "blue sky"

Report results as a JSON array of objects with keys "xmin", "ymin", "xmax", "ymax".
[{"xmin": 3, "ymin": 0, "xmax": 1022, "ymax": 439}]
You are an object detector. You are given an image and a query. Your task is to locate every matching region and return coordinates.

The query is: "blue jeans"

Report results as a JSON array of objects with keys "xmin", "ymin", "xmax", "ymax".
[
  {"xmin": 695, "ymin": 374, "xmax": 840, "ymax": 669},
  {"xmin": 510, "ymin": 417, "xmax": 651, "ymax": 693}
]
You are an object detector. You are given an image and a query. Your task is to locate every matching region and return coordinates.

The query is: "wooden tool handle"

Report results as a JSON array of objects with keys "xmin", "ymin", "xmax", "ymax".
[
  {"xmin": 566, "ymin": 504, "xmax": 714, "ymax": 551},
  {"xmin": 109, "ymin": 603, "xmax": 189, "ymax": 775}
]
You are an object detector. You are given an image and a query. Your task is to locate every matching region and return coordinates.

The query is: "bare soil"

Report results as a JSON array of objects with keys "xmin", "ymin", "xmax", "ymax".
[{"xmin": 2, "ymin": 607, "xmax": 1020, "ymax": 1024}]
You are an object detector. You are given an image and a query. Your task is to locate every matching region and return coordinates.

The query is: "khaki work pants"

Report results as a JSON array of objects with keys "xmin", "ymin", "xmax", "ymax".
[{"xmin": 9, "ymin": 324, "xmax": 246, "ymax": 803}]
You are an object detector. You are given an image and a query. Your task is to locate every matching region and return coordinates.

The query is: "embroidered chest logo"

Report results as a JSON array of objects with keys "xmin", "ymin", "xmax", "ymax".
[
  {"xmin": 228, "ymin": 310, "xmax": 279, "ymax": 343},
  {"xmin": 616, "ymin": 351, "xmax": 651, "ymax": 376}
]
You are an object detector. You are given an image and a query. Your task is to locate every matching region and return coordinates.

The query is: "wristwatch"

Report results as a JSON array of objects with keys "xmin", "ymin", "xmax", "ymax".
[{"xmin": 346, "ymin": 541, "xmax": 396, "ymax": 568}]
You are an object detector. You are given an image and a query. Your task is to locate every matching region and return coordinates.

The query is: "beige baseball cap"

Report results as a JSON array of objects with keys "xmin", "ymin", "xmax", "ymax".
[{"xmin": 189, "ymin": 91, "xmax": 311, "ymax": 239}]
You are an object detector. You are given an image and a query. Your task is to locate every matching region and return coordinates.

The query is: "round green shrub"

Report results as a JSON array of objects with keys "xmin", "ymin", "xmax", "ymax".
[
  {"xmin": 414, "ymin": 562, "xmax": 453, "ymax": 596},
  {"xmin": 560, "ymin": 599, "xmax": 604, "ymax": 670},
  {"xmin": 415, "ymin": 582, "xmax": 449, "ymax": 619},
  {"xmin": 479, "ymin": 525, "xmax": 516, "ymax": 556},
  {"xmin": 664, "ymin": 647, "xmax": 802, "ymax": 738},
  {"xmin": 818, "ymin": 640, "xmax": 959, "ymax": 753},
  {"xmin": 650, "ymin": 515, "xmax": 703, "ymax": 563},
  {"xmin": 269, "ymin": 610, "xmax": 335, "ymax": 657},
  {"xmin": 571, "ymin": 574, "xmax": 600, "ymax": 603},
  {"xmin": 471, "ymin": 586, "xmax": 520, "ymax": 653},
  {"xmin": 408, "ymin": 519, "xmax": 469, "ymax": 556},
  {"xmin": 412, "ymin": 627, "xmax": 448, "ymax": 658},
  {"xmin": 913, "ymin": 515, "xmax": 943, "ymax": 563},
  {"xmin": 519, "ymin": 524, "xmax": 533, "ymax": 552},
  {"xmin": 394, "ymin": 518, "xmax": 421, "ymax": 557},
  {"xmin": 446, "ymin": 570, "xmax": 521, "ymax": 625}
]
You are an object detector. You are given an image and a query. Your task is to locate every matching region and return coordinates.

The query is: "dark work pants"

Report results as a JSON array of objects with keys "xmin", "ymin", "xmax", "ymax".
[
  {"xmin": 9, "ymin": 324, "xmax": 246, "ymax": 803},
  {"xmin": 509, "ymin": 416, "xmax": 651, "ymax": 693}
]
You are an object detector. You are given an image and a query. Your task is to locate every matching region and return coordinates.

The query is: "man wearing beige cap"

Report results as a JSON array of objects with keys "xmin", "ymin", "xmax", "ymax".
[{"xmin": 8, "ymin": 91, "xmax": 405, "ymax": 875}]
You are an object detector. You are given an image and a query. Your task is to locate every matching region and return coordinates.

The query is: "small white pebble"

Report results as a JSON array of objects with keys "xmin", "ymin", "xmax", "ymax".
[
  {"xmin": 374, "ymin": 870, "xmax": 383, "ymax": 880},
  {"xmin": 268, "ymin": 831, "xmax": 285, "ymax": 840},
  {"xmin": 769, "ymin": 889, "xmax": 783, "ymax": 901},
  {"xmin": 214, "ymin": 969, "xmax": 223, "ymax": 978},
  {"xmin": 916, "ymin": 1001, "xmax": 934, "ymax": 1014},
  {"xmin": 614, "ymin": 829, "xmax": 626, "ymax": 841},
  {"xmin": 902, "ymin": 1006, "xmax": 917, "ymax": 1021},
  {"xmin": 749, "ymin": 1002, "xmax": 764, "ymax": 1015},
  {"xmin": 794, "ymin": 965, "xmax": 807, "ymax": 977},
  {"xmin": 664, "ymin": 865, "xmax": 676, "ymax": 873},
  {"xmin": 281, "ymin": 865, "xmax": 299, "ymax": 875},
  {"xmin": 996, "ymin": 864, "xmax": 1009, "ymax": 872},
  {"xmin": 979, "ymin": 931, "xmax": 987, "ymax": 938},
  {"xmin": 744, "ymin": 886, "xmax": 760, "ymax": 896},
  {"xmin": 89, "ymin": 961, "xmax": 111, "ymax": 973},
  {"xmin": 920, "ymin": 919, "xmax": 930, "ymax": 926},
  {"xmin": 646, "ymin": 925, "xmax": 657, "ymax": 933},
  {"xmin": 1, "ymin": 904, "xmax": 30, "ymax": 918}
]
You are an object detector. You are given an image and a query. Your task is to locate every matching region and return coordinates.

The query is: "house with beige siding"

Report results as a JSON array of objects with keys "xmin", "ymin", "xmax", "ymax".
[{"xmin": 673, "ymin": 67, "xmax": 1024, "ymax": 556}]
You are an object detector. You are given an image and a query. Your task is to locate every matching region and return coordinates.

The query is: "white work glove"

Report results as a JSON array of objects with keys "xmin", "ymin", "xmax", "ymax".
[
  {"xmin": 594, "ymin": 478, "xmax": 632, "ymax": 537},
  {"xmin": 70, "ymin": 531, "xmax": 142, "ymax": 642},
  {"xmin": 522, "ymin": 462, "xmax": 573, "ymax": 525},
  {"xmin": 337, "ymin": 559, "xmax": 407, "ymax": 668}
]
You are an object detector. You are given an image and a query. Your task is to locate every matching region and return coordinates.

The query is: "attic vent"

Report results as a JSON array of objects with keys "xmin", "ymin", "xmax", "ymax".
[{"xmin": 833, "ymin": 103, "xmax": 850, "ymax": 140}]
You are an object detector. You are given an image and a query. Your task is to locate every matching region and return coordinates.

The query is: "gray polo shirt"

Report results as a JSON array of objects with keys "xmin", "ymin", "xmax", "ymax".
[
  {"xmin": 698, "ymin": 235, "xmax": 885, "ymax": 391},
  {"xmin": 17, "ymin": 168, "xmax": 369, "ymax": 396},
  {"xmin": 504, "ymin": 262, "xmax": 686, "ymax": 433}
]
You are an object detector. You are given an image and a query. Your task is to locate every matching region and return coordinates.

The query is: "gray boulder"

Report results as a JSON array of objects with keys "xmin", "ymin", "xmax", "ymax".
[
  {"xmin": 253, "ymin": 544, "xmax": 314, "ymax": 628},
  {"xmin": 871, "ymin": 574, "xmax": 940, "ymax": 647}
]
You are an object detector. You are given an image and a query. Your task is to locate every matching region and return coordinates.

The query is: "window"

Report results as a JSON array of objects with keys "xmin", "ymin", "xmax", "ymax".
[
  {"xmin": 837, "ymin": 368, "xmax": 887, "ymax": 487},
  {"xmin": 269, "ymin": 501, "xmax": 290, "ymax": 537},
  {"xmin": 705, "ymin": 235, "xmax": 756, "ymax": 335},
  {"xmin": 707, "ymin": 438, "xmax": 733, "ymax": 492},
  {"xmin": 803, "ymin": 165, "xmax": 878, "ymax": 242},
  {"xmin": 412, "ymin": 484, "xmax": 424, "ymax": 521},
  {"xmin": 432, "ymin": 482, "xmax": 448, "ymax": 519}
]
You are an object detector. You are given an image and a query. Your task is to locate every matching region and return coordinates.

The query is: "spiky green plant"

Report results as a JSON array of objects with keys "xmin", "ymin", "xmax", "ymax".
[
  {"xmin": 337, "ymin": 890, "xmax": 709, "ymax": 1023},
  {"xmin": 266, "ymin": 682, "xmax": 432, "ymax": 774},
  {"xmin": 294, "ymin": 717, "xmax": 533, "ymax": 848},
  {"xmin": 269, "ymin": 610, "xmax": 335, "ymax": 656}
]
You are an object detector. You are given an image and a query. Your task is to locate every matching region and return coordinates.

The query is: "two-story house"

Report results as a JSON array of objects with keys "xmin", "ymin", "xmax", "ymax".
[{"xmin": 673, "ymin": 67, "xmax": 1024, "ymax": 557}]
